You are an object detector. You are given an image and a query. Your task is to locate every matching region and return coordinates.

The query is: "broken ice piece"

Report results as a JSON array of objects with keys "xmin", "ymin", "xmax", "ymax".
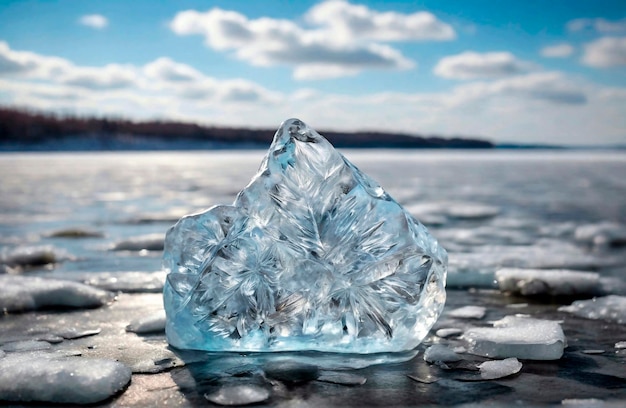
[
  {"xmin": 0, "ymin": 354, "xmax": 131, "ymax": 404},
  {"xmin": 163, "ymin": 119, "xmax": 447, "ymax": 353},
  {"xmin": 0, "ymin": 275, "xmax": 113, "ymax": 313},
  {"xmin": 436, "ymin": 328, "xmax": 463, "ymax": 338},
  {"xmin": 477, "ymin": 357, "xmax": 522, "ymax": 380},
  {"xmin": 496, "ymin": 268, "xmax": 600, "ymax": 297},
  {"xmin": 126, "ymin": 311, "xmax": 166, "ymax": 334},
  {"xmin": 558, "ymin": 295, "xmax": 626, "ymax": 324},
  {"xmin": 448, "ymin": 306, "xmax": 486, "ymax": 319},
  {"xmin": 204, "ymin": 385, "xmax": 270, "ymax": 406},
  {"xmin": 423, "ymin": 344, "xmax": 462, "ymax": 363},
  {"xmin": 615, "ymin": 341, "xmax": 626, "ymax": 349},
  {"xmin": 463, "ymin": 316, "xmax": 566, "ymax": 360}
]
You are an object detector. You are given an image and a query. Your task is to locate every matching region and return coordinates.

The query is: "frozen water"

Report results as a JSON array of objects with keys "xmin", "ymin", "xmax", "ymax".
[
  {"xmin": 2, "ymin": 340, "xmax": 51, "ymax": 352},
  {"xmin": 111, "ymin": 233, "xmax": 165, "ymax": 251},
  {"xmin": 477, "ymin": 357, "xmax": 522, "ymax": 380},
  {"xmin": 0, "ymin": 275, "xmax": 113, "ymax": 312},
  {"xmin": 436, "ymin": 328, "xmax": 463, "ymax": 338},
  {"xmin": 163, "ymin": 119, "xmax": 447, "ymax": 353},
  {"xmin": 559, "ymin": 295, "xmax": 626, "ymax": 324},
  {"xmin": 0, "ymin": 245, "xmax": 72, "ymax": 270},
  {"xmin": 615, "ymin": 341, "xmax": 626, "ymax": 349},
  {"xmin": 496, "ymin": 268, "xmax": 600, "ymax": 297},
  {"xmin": 126, "ymin": 311, "xmax": 166, "ymax": 334},
  {"xmin": 423, "ymin": 344, "xmax": 462, "ymax": 363},
  {"xmin": 204, "ymin": 385, "xmax": 270, "ymax": 406},
  {"xmin": 0, "ymin": 353, "xmax": 131, "ymax": 404},
  {"xmin": 575, "ymin": 222, "xmax": 626, "ymax": 247},
  {"xmin": 317, "ymin": 371, "xmax": 367, "ymax": 385},
  {"xmin": 463, "ymin": 316, "xmax": 566, "ymax": 360},
  {"xmin": 448, "ymin": 305, "xmax": 486, "ymax": 319}
]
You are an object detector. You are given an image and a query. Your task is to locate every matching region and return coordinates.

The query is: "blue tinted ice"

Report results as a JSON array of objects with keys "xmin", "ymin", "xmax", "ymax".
[{"xmin": 163, "ymin": 119, "xmax": 447, "ymax": 353}]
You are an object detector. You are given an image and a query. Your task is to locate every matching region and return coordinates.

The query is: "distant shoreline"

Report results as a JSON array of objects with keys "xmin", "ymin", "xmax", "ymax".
[{"xmin": 1, "ymin": 106, "xmax": 493, "ymax": 151}]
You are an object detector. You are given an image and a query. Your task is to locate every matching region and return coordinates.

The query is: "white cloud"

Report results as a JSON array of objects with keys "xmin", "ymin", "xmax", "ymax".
[
  {"xmin": 567, "ymin": 18, "xmax": 626, "ymax": 33},
  {"xmin": 434, "ymin": 51, "xmax": 535, "ymax": 80},
  {"xmin": 582, "ymin": 36, "xmax": 626, "ymax": 67},
  {"xmin": 305, "ymin": 0, "xmax": 455, "ymax": 42},
  {"xmin": 79, "ymin": 14, "xmax": 108, "ymax": 30},
  {"xmin": 2, "ymin": 42, "xmax": 625, "ymax": 146},
  {"xmin": 169, "ymin": 1, "xmax": 453, "ymax": 80},
  {"xmin": 540, "ymin": 43, "xmax": 574, "ymax": 58}
]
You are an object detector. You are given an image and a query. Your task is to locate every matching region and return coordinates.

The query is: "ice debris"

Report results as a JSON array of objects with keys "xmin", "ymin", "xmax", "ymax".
[
  {"xmin": 615, "ymin": 341, "xmax": 626, "ymax": 349},
  {"xmin": 436, "ymin": 328, "xmax": 463, "ymax": 338},
  {"xmin": 317, "ymin": 371, "xmax": 367, "ymax": 385},
  {"xmin": 0, "ymin": 275, "xmax": 113, "ymax": 312},
  {"xmin": 0, "ymin": 353, "xmax": 131, "ymax": 404},
  {"xmin": 478, "ymin": 357, "xmax": 522, "ymax": 380},
  {"xmin": 574, "ymin": 222, "xmax": 626, "ymax": 248},
  {"xmin": 496, "ymin": 268, "xmax": 600, "ymax": 297},
  {"xmin": 559, "ymin": 295, "xmax": 626, "ymax": 324},
  {"xmin": 111, "ymin": 233, "xmax": 164, "ymax": 251},
  {"xmin": 463, "ymin": 316, "xmax": 566, "ymax": 360},
  {"xmin": 448, "ymin": 305, "xmax": 486, "ymax": 319},
  {"xmin": 424, "ymin": 344, "xmax": 462, "ymax": 363},
  {"xmin": 2, "ymin": 340, "xmax": 51, "ymax": 352},
  {"xmin": 204, "ymin": 385, "xmax": 270, "ymax": 406},
  {"xmin": 126, "ymin": 310, "xmax": 166, "ymax": 334},
  {"xmin": 163, "ymin": 119, "xmax": 447, "ymax": 353},
  {"xmin": 0, "ymin": 245, "xmax": 72, "ymax": 269}
]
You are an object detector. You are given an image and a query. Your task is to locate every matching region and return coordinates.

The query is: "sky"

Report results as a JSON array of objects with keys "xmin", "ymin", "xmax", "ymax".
[{"xmin": 0, "ymin": 0, "xmax": 625, "ymax": 146}]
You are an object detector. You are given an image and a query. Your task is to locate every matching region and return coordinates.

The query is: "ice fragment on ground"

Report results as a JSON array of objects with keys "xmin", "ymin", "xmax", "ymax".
[
  {"xmin": 0, "ymin": 275, "xmax": 113, "ymax": 312},
  {"xmin": 83, "ymin": 271, "xmax": 166, "ymax": 293},
  {"xmin": 0, "ymin": 245, "xmax": 72, "ymax": 269},
  {"xmin": 204, "ymin": 385, "xmax": 270, "ymax": 406},
  {"xmin": 615, "ymin": 341, "xmax": 626, "ymax": 349},
  {"xmin": 317, "ymin": 371, "xmax": 367, "ymax": 385},
  {"xmin": 559, "ymin": 295, "xmax": 626, "ymax": 324},
  {"xmin": 2, "ymin": 340, "xmax": 51, "ymax": 352},
  {"xmin": 126, "ymin": 310, "xmax": 166, "ymax": 334},
  {"xmin": 496, "ymin": 268, "xmax": 600, "ymax": 297},
  {"xmin": 163, "ymin": 119, "xmax": 447, "ymax": 353},
  {"xmin": 575, "ymin": 222, "xmax": 626, "ymax": 247},
  {"xmin": 407, "ymin": 373, "xmax": 438, "ymax": 384},
  {"xmin": 478, "ymin": 357, "xmax": 522, "ymax": 380},
  {"xmin": 581, "ymin": 349, "xmax": 604, "ymax": 354},
  {"xmin": 55, "ymin": 327, "xmax": 101, "ymax": 340},
  {"xmin": 47, "ymin": 227, "xmax": 104, "ymax": 238},
  {"xmin": 463, "ymin": 316, "xmax": 566, "ymax": 360},
  {"xmin": 424, "ymin": 344, "xmax": 462, "ymax": 363},
  {"xmin": 436, "ymin": 328, "xmax": 463, "ymax": 338},
  {"xmin": 0, "ymin": 353, "xmax": 131, "ymax": 404},
  {"xmin": 111, "ymin": 233, "xmax": 164, "ymax": 251},
  {"xmin": 448, "ymin": 306, "xmax": 486, "ymax": 319},
  {"xmin": 446, "ymin": 203, "xmax": 500, "ymax": 220}
]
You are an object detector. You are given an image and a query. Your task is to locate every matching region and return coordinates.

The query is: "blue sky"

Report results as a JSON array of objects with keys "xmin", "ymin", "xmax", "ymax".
[{"xmin": 1, "ymin": 0, "xmax": 625, "ymax": 145}]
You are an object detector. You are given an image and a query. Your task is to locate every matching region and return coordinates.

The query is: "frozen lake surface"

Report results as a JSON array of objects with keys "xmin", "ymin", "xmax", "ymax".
[{"xmin": 1, "ymin": 150, "xmax": 626, "ymax": 406}]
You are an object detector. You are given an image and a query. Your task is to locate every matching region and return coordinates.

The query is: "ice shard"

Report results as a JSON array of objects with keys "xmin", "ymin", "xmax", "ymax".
[{"xmin": 163, "ymin": 119, "xmax": 447, "ymax": 353}]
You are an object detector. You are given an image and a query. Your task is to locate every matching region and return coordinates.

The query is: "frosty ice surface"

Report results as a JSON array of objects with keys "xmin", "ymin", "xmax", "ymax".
[{"xmin": 163, "ymin": 119, "xmax": 447, "ymax": 353}]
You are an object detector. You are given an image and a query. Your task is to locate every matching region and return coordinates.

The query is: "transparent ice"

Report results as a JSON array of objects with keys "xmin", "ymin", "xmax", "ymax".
[{"xmin": 163, "ymin": 119, "xmax": 447, "ymax": 353}]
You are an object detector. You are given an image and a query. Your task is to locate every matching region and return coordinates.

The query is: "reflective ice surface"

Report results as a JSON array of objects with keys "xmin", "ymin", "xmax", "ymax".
[{"xmin": 163, "ymin": 119, "xmax": 447, "ymax": 353}]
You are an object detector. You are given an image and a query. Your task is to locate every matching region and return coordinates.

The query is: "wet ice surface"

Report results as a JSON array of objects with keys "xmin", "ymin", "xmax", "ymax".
[{"xmin": 1, "ymin": 151, "xmax": 626, "ymax": 406}]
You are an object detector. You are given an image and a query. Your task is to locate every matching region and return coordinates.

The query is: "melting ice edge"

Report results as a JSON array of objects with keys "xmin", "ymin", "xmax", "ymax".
[{"xmin": 163, "ymin": 118, "xmax": 447, "ymax": 354}]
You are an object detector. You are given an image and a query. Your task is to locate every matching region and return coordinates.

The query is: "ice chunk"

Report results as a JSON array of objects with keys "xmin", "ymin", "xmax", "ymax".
[
  {"xmin": 575, "ymin": 222, "xmax": 626, "ymax": 247},
  {"xmin": 163, "ymin": 119, "xmax": 447, "ymax": 354},
  {"xmin": 448, "ymin": 305, "xmax": 486, "ymax": 319},
  {"xmin": 204, "ymin": 385, "xmax": 270, "ymax": 406},
  {"xmin": 0, "ymin": 353, "xmax": 131, "ymax": 404},
  {"xmin": 424, "ymin": 344, "xmax": 462, "ymax": 363},
  {"xmin": 496, "ymin": 268, "xmax": 600, "ymax": 297},
  {"xmin": 615, "ymin": 341, "xmax": 626, "ymax": 349},
  {"xmin": 2, "ymin": 340, "xmax": 51, "ymax": 352},
  {"xmin": 436, "ymin": 328, "xmax": 463, "ymax": 338},
  {"xmin": 126, "ymin": 311, "xmax": 166, "ymax": 334},
  {"xmin": 0, "ymin": 245, "xmax": 72, "ymax": 269},
  {"xmin": 0, "ymin": 275, "xmax": 113, "ymax": 312},
  {"xmin": 558, "ymin": 295, "xmax": 626, "ymax": 324},
  {"xmin": 111, "ymin": 233, "xmax": 164, "ymax": 251},
  {"xmin": 463, "ymin": 316, "xmax": 566, "ymax": 360},
  {"xmin": 478, "ymin": 357, "xmax": 522, "ymax": 380}
]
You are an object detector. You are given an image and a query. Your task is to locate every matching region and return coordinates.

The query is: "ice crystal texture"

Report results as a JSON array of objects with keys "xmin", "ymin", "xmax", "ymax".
[{"xmin": 163, "ymin": 119, "xmax": 447, "ymax": 353}]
